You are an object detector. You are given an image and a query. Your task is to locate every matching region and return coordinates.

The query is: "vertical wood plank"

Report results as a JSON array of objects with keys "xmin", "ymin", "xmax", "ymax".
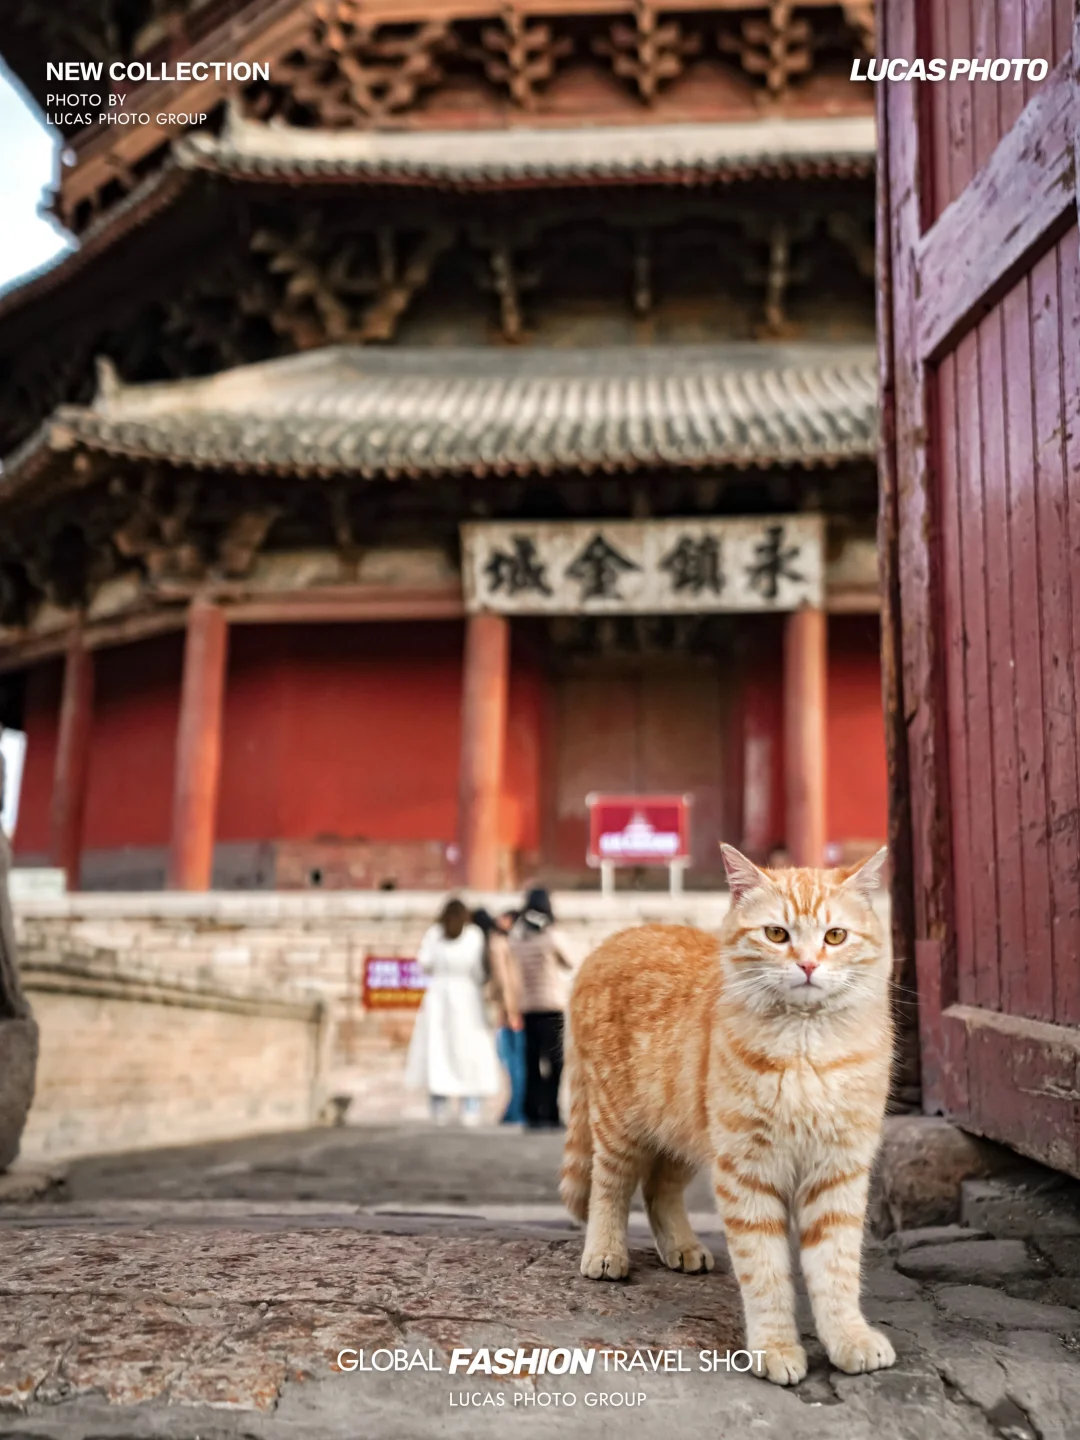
[
  {"xmin": 997, "ymin": 0, "xmax": 1027, "ymax": 132},
  {"xmin": 1003, "ymin": 273, "xmax": 1055, "ymax": 1021},
  {"xmin": 50, "ymin": 629, "xmax": 94, "ymax": 892},
  {"xmin": 887, "ymin": 0, "xmax": 959, "ymax": 1115},
  {"xmin": 955, "ymin": 327, "xmax": 1001, "ymax": 1012},
  {"xmin": 167, "ymin": 599, "xmax": 229, "ymax": 891},
  {"xmin": 1023, "ymin": 0, "xmax": 1055, "ymax": 106},
  {"xmin": 1057, "ymin": 226, "xmax": 1080, "ymax": 1025},
  {"xmin": 927, "ymin": 0, "xmax": 951, "ymax": 220},
  {"xmin": 1053, "ymin": 0, "xmax": 1073, "ymax": 62},
  {"xmin": 936, "ymin": 355, "xmax": 976, "ymax": 1011},
  {"xmin": 783, "ymin": 607, "xmax": 826, "ymax": 868},
  {"xmin": 978, "ymin": 311, "xmax": 1024, "ymax": 1015},
  {"xmin": 875, "ymin": 54, "xmax": 920, "ymax": 1103},
  {"xmin": 970, "ymin": 0, "xmax": 1001, "ymax": 168},
  {"xmin": 458, "ymin": 611, "xmax": 509, "ymax": 890},
  {"xmin": 1030, "ymin": 241, "xmax": 1080, "ymax": 1029},
  {"xmin": 947, "ymin": 0, "xmax": 974, "ymax": 207}
]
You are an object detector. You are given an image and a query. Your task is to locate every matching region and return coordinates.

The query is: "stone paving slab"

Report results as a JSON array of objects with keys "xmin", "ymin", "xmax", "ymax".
[{"xmin": 1, "ymin": 1130, "xmax": 1079, "ymax": 1440}]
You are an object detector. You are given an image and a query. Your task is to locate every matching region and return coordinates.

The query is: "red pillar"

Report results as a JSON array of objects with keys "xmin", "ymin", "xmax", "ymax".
[
  {"xmin": 50, "ymin": 629, "xmax": 94, "ymax": 890},
  {"xmin": 458, "ymin": 612, "xmax": 509, "ymax": 889},
  {"xmin": 168, "ymin": 599, "xmax": 229, "ymax": 891},
  {"xmin": 784, "ymin": 606, "xmax": 827, "ymax": 868}
]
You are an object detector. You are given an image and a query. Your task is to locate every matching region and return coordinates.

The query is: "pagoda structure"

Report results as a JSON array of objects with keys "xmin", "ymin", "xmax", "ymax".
[{"xmin": 0, "ymin": 0, "xmax": 884, "ymax": 893}]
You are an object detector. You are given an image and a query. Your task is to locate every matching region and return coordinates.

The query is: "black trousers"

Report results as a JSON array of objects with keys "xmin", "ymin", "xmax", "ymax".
[{"xmin": 523, "ymin": 1011, "xmax": 564, "ymax": 1128}]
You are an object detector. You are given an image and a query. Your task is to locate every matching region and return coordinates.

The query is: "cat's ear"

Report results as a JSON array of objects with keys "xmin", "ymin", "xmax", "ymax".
[
  {"xmin": 720, "ymin": 844, "xmax": 769, "ymax": 904},
  {"xmin": 840, "ymin": 846, "xmax": 889, "ymax": 900}
]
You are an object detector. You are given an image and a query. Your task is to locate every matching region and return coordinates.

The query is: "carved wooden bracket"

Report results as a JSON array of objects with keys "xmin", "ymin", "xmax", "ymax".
[
  {"xmin": 275, "ymin": 4, "xmax": 455, "ymax": 122},
  {"xmin": 470, "ymin": 7, "xmax": 573, "ymax": 110},
  {"xmin": 593, "ymin": 0, "xmax": 701, "ymax": 103},
  {"xmin": 719, "ymin": 0, "xmax": 814, "ymax": 97}
]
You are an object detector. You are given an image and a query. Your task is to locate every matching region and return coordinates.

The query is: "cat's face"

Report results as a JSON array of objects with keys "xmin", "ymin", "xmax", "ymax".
[{"xmin": 719, "ymin": 846, "xmax": 889, "ymax": 1013}]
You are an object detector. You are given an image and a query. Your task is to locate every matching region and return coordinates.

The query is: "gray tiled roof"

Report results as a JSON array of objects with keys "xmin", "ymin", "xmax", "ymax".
[
  {"xmin": 24, "ymin": 344, "xmax": 877, "ymax": 481},
  {"xmin": 177, "ymin": 111, "xmax": 876, "ymax": 187}
]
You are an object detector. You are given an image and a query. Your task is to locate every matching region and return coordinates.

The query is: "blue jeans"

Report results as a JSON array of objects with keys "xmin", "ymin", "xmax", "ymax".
[{"xmin": 496, "ymin": 1026, "xmax": 527, "ymax": 1124}]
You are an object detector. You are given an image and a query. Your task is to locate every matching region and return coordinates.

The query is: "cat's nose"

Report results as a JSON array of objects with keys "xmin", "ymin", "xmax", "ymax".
[{"xmin": 798, "ymin": 961, "xmax": 819, "ymax": 979}]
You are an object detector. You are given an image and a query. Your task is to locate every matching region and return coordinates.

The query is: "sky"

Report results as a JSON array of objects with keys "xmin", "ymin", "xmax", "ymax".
[
  {"xmin": 0, "ymin": 62, "xmax": 74, "ymax": 295},
  {"xmin": 0, "ymin": 730, "xmax": 26, "ymax": 835}
]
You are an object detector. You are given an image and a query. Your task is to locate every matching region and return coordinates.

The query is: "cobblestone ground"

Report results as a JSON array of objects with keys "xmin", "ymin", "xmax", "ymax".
[{"xmin": 1, "ymin": 1125, "xmax": 1079, "ymax": 1439}]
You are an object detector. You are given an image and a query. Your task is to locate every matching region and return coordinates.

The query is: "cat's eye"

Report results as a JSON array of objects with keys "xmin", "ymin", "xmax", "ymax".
[
  {"xmin": 824, "ymin": 927, "xmax": 848, "ymax": 946},
  {"xmin": 764, "ymin": 925, "xmax": 789, "ymax": 944}
]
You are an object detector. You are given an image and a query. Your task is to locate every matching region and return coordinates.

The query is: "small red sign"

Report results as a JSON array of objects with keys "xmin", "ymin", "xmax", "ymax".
[
  {"xmin": 362, "ymin": 956, "xmax": 427, "ymax": 1010},
  {"xmin": 586, "ymin": 794, "xmax": 691, "ymax": 867}
]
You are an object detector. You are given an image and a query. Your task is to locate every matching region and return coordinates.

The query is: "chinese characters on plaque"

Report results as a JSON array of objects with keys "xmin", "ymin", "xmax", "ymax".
[{"xmin": 461, "ymin": 516, "xmax": 823, "ymax": 614}]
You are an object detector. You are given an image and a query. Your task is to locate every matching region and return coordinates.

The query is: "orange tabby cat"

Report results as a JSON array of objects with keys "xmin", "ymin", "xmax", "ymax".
[{"xmin": 560, "ymin": 845, "xmax": 894, "ymax": 1386}]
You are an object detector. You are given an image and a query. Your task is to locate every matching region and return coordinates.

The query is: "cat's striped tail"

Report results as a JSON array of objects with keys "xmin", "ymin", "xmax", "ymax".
[{"xmin": 559, "ymin": 1030, "xmax": 592, "ymax": 1222}]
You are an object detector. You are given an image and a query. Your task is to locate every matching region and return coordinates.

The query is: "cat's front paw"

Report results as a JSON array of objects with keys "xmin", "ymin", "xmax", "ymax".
[
  {"xmin": 827, "ymin": 1326, "xmax": 896, "ymax": 1375},
  {"xmin": 580, "ymin": 1246, "xmax": 630, "ymax": 1280},
  {"xmin": 658, "ymin": 1241, "xmax": 714, "ymax": 1274},
  {"xmin": 752, "ymin": 1343, "xmax": 808, "ymax": 1386}
]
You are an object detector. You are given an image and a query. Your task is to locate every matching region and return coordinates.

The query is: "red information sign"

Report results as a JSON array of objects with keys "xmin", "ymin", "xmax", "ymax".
[
  {"xmin": 362, "ymin": 956, "xmax": 427, "ymax": 1010},
  {"xmin": 586, "ymin": 794, "xmax": 691, "ymax": 867}
]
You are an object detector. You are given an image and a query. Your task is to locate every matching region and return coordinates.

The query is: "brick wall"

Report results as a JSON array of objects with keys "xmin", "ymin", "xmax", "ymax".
[{"xmin": 17, "ymin": 950, "xmax": 327, "ymax": 1164}]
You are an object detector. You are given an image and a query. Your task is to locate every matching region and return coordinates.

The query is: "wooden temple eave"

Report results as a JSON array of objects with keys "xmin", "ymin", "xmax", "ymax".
[{"xmin": 50, "ymin": 0, "xmax": 876, "ymax": 232}]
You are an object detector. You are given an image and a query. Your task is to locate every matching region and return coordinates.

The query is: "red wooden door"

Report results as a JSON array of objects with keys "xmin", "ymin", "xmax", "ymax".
[
  {"xmin": 881, "ymin": 0, "xmax": 1080, "ymax": 1173},
  {"xmin": 551, "ymin": 659, "xmax": 731, "ymax": 877}
]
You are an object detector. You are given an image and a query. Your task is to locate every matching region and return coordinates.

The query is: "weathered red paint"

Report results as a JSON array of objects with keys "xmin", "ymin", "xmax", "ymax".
[{"xmin": 882, "ymin": 0, "xmax": 1080, "ymax": 1174}]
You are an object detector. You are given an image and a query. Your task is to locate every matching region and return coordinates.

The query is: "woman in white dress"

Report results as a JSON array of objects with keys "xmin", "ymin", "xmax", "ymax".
[{"xmin": 404, "ymin": 897, "xmax": 501, "ymax": 1125}]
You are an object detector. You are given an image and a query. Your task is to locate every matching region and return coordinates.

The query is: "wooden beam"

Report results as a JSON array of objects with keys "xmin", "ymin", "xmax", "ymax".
[
  {"xmin": 915, "ymin": 54, "xmax": 1075, "ymax": 362},
  {"xmin": 0, "ymin": 585, "xmax": 464, "ymax": 675},
  {"xmin": 458, "ymin": 612, "xmax": 509, "ymax": 889},
  {"xmin": 167, "ymin": 599, "xmax": 229, "ymax": 891},
  {"xmin": 783, "ymin": 606, "xmax": 826, "ymax": 867},
  {"xmin": 886, "ymin": 0, "xmax": 961, "ymax": 1119},
  {"xmin": 875, "ymin": 42, "xmax": 920, "ymax": 1108},
  {"xmin": 61, "ymin": 0, "xmax": 870, "ymax": 219},
  {"xmin": 224, "ymin": 584, "xmax": 465, "ymax": 625},
  {"xmin": 942, "ymin": 1005, "xmax": 1080, "ymax": 1178},
  {"xmin": 49, "ymin": 629, "xmax": 94, "ymax": 891}
]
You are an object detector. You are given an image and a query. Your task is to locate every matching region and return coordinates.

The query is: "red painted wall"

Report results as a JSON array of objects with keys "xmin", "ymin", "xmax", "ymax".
[
  {"xmin": 827, "ymin": 615, "xmax": 888, "ymax": 845},
  {"xmin": 13, "ymin": 615, "xmax": 882, "ymax": 871},
  {"xmin": 12, "ymin": 661, "xmax": 61, "ymax": 857},
  {"xmin": 15, "ymin": 635, "xmax": 184, "ymax": 857},
  {"xmin": 82, "ymin": 635, "xmax": 183, "ymax": 849},
  {"xmin": 217, "ymin": 623, "xmax": 544, "ymax": 854}
]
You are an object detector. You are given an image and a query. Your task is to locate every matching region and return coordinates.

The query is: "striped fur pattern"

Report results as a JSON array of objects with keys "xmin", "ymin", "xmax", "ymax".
[{"xmin": 560, "ymin": 845, "xmax": 895, "ymax": 1386}]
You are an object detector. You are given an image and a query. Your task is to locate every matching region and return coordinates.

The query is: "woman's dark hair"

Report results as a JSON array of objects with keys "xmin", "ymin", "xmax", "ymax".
[
  {"xmin": 471, "ymin": 908, "xmax": 495, "ymax": 983},
  {"xmin": 439, "ymin": 897, "xmax": 470, "ymax": 940},
  {"xmin": 520, "ymin": 886, "xmax": 554, "ymax": 931},
  {"xmin": 471, "ymin": 908, "xmax": 495, "ymax": 935}
]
